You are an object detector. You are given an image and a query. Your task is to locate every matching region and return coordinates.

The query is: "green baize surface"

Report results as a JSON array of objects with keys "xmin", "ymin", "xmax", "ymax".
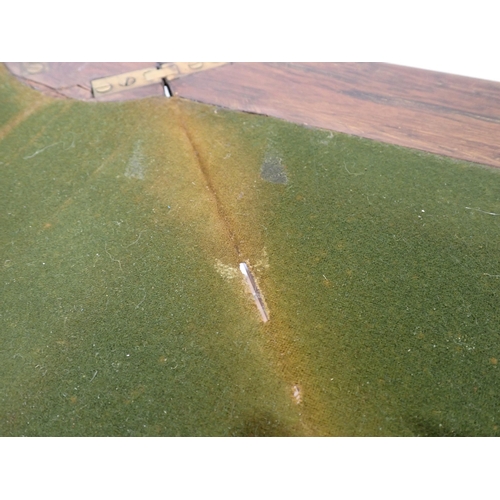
[{"xmin": 1, "ymin": 65, "xmax": 500, "ymax": 436}]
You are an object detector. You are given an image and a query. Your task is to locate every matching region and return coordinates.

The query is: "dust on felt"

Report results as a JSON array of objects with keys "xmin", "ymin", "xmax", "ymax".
[
  {"xmin": 214, "ymin": 259, "xmax": 239, "ymax": 281},
  {"xmin": 125, "ymin": 141, "xmax": 147, "ymax": 180},
  {"xmin": 292, "ymin": 384, "xmax": 302, "ymax": 404},
  {"xmin": 22, "ymin": 132, "xmax": 75, "ymax": 160},
  {"xmin": 260, "ymin": 153, "xmax": 288, "ymax": 184}
]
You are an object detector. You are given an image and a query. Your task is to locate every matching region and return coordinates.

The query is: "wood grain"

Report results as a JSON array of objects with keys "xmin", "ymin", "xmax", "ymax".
[
  {"xmin": 5, "ymin": 62, "xmax": 500, "ymax": 167},
  {"xmin": 170, "ymin": 62, "xmax": 500, "ymax": 168}
]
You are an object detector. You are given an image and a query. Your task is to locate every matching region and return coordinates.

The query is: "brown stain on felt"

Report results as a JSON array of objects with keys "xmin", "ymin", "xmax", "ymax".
[
  {"xmin": 0, "ymin": 98, "xmax": 51, "ymax": 143},
  {"xmin": 171, "ymin": 99, "xmax": 339, "ymax": 435},
  {"xmin": 260, "ymin": 311, "xmax": 338, "ymax": 436},
  {"xmin": 173, "ymin": 100, "xmax": 242, "ymax": 258},
  {"xmin": 0, "ymin": 65, "xmax": 53, "ymax": 141}
]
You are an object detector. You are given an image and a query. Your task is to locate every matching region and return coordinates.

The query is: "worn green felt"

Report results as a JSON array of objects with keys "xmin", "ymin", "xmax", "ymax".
[{"xmin": 1, "ymin": 65, "xmax": 500, "ymax": 436}]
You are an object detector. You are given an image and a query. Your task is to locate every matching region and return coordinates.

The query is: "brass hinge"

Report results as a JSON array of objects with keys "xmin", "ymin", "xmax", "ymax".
[{"xmin": 91, "ymin": 62, "xmax": 228, "ymax": 98}]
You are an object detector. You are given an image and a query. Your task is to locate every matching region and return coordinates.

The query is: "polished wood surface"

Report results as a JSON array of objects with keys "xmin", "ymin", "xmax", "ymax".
[
  {"xmin": 4, "ymin": 62, "xmax": 500, "ymax": 167},
  {"xmin": 170, "ymin": 62, "xmax": 500, "ymax": 168}
]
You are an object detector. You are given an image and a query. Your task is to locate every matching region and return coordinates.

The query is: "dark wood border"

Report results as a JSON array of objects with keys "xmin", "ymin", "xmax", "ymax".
[
  {"xmin": 170, "ymin": 63, "xmax": 500, "ymax": 168},
  {"xmin": 4, "ymin": 62, "xmax": 500, "ymax": 168}
]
